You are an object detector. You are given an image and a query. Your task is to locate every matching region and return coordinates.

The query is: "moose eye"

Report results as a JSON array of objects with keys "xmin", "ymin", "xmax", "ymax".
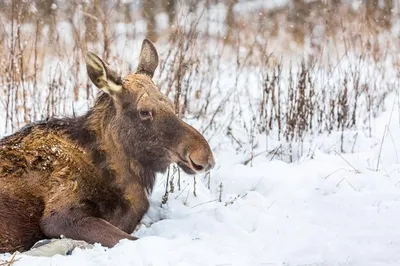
[{"xmin": 139, "ymin": 110, "xmax": 152, "ymax": 120}]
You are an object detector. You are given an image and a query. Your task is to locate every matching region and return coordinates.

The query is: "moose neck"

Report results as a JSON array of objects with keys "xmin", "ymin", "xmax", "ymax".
[{"xmin": 69, "ymin": 93, "xmax": 156, "ymax": 193}]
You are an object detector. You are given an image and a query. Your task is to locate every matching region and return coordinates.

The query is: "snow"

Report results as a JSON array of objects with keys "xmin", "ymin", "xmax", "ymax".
[{"xmin": 1, "ymin": 94, "xmax": 400, "ymax": 265}]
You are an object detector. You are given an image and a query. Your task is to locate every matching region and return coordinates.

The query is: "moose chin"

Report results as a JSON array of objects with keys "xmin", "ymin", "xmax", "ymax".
[{"xmin": 0, "ymin": 39, "xmax": 215, "ymax": 254}]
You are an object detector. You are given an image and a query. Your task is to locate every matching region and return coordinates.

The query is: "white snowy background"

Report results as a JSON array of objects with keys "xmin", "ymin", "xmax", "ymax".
[{"xmin": 1, "ymin": 0, "xmax": 400, "ymax": 265}]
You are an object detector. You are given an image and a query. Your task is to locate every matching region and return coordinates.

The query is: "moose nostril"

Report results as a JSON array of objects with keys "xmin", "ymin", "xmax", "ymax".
[
  {"xmin": 188, "ymin": 154, "xmax": 215, "ymax": 172},
  {"xmin": 189, "ymin": 157, "xmax": 204, "ymax": 171}
]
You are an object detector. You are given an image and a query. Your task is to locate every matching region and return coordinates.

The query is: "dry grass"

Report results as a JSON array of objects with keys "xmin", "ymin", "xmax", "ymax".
[{"xmin": 0, "ymin": 0, "xmax": 398, "ymax": 163}]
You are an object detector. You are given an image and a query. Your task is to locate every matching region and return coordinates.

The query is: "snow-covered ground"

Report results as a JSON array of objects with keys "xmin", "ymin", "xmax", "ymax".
[{"xmin": 1, "ymin": 89, "xmax": 400, "ymax": 266}]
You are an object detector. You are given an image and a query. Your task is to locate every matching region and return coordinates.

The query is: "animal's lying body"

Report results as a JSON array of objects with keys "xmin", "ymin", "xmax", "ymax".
[{"xmin": 0, "ymin": 119, "xmax": 146, "ymax": 252}]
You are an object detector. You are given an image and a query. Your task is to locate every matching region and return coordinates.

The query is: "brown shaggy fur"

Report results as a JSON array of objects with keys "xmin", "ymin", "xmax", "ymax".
[{"xmin": 0, "ymin": 40, "xmax": 215, "ymax": 253}]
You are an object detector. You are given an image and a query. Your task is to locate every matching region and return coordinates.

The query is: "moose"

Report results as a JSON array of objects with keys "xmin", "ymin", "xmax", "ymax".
[{"xmin": 0, "ymin": 39, "xmax": 215, "ymax": 255}]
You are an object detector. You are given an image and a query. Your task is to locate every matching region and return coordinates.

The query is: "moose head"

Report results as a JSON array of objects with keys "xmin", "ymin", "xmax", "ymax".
[{"xmin": 85, "ymin": 40, "xmax": 215, "ymax": 176}]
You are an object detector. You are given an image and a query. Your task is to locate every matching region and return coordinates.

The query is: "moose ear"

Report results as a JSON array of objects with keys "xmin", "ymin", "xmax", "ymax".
[
  {"xmin": 136, "ymin": 39, "xmax": 159, "ymax": 78},
  {"xmin": 85, "ymin": 52, "xmax": 123, "ymax": 95}
]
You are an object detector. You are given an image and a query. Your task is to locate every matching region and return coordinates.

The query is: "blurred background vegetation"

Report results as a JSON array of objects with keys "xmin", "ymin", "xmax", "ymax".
[{"xmin": 0, "ymin": 0, "xmax": 396, "ymax": 45}]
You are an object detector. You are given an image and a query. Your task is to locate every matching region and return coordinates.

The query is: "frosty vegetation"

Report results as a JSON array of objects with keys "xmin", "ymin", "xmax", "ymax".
[
  {"xmin": 0, "ymin": 0, "xmax": 398, "ymax": 161},
  {"xmin": 0, "ymin": 0, "xmax": 400, "ymax": 265}
]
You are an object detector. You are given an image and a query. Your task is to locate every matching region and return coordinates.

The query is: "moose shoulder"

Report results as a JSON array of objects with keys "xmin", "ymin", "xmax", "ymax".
[{"xmin": 0, "ymin": 39, "xmax": 215, "ymax": 253}]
